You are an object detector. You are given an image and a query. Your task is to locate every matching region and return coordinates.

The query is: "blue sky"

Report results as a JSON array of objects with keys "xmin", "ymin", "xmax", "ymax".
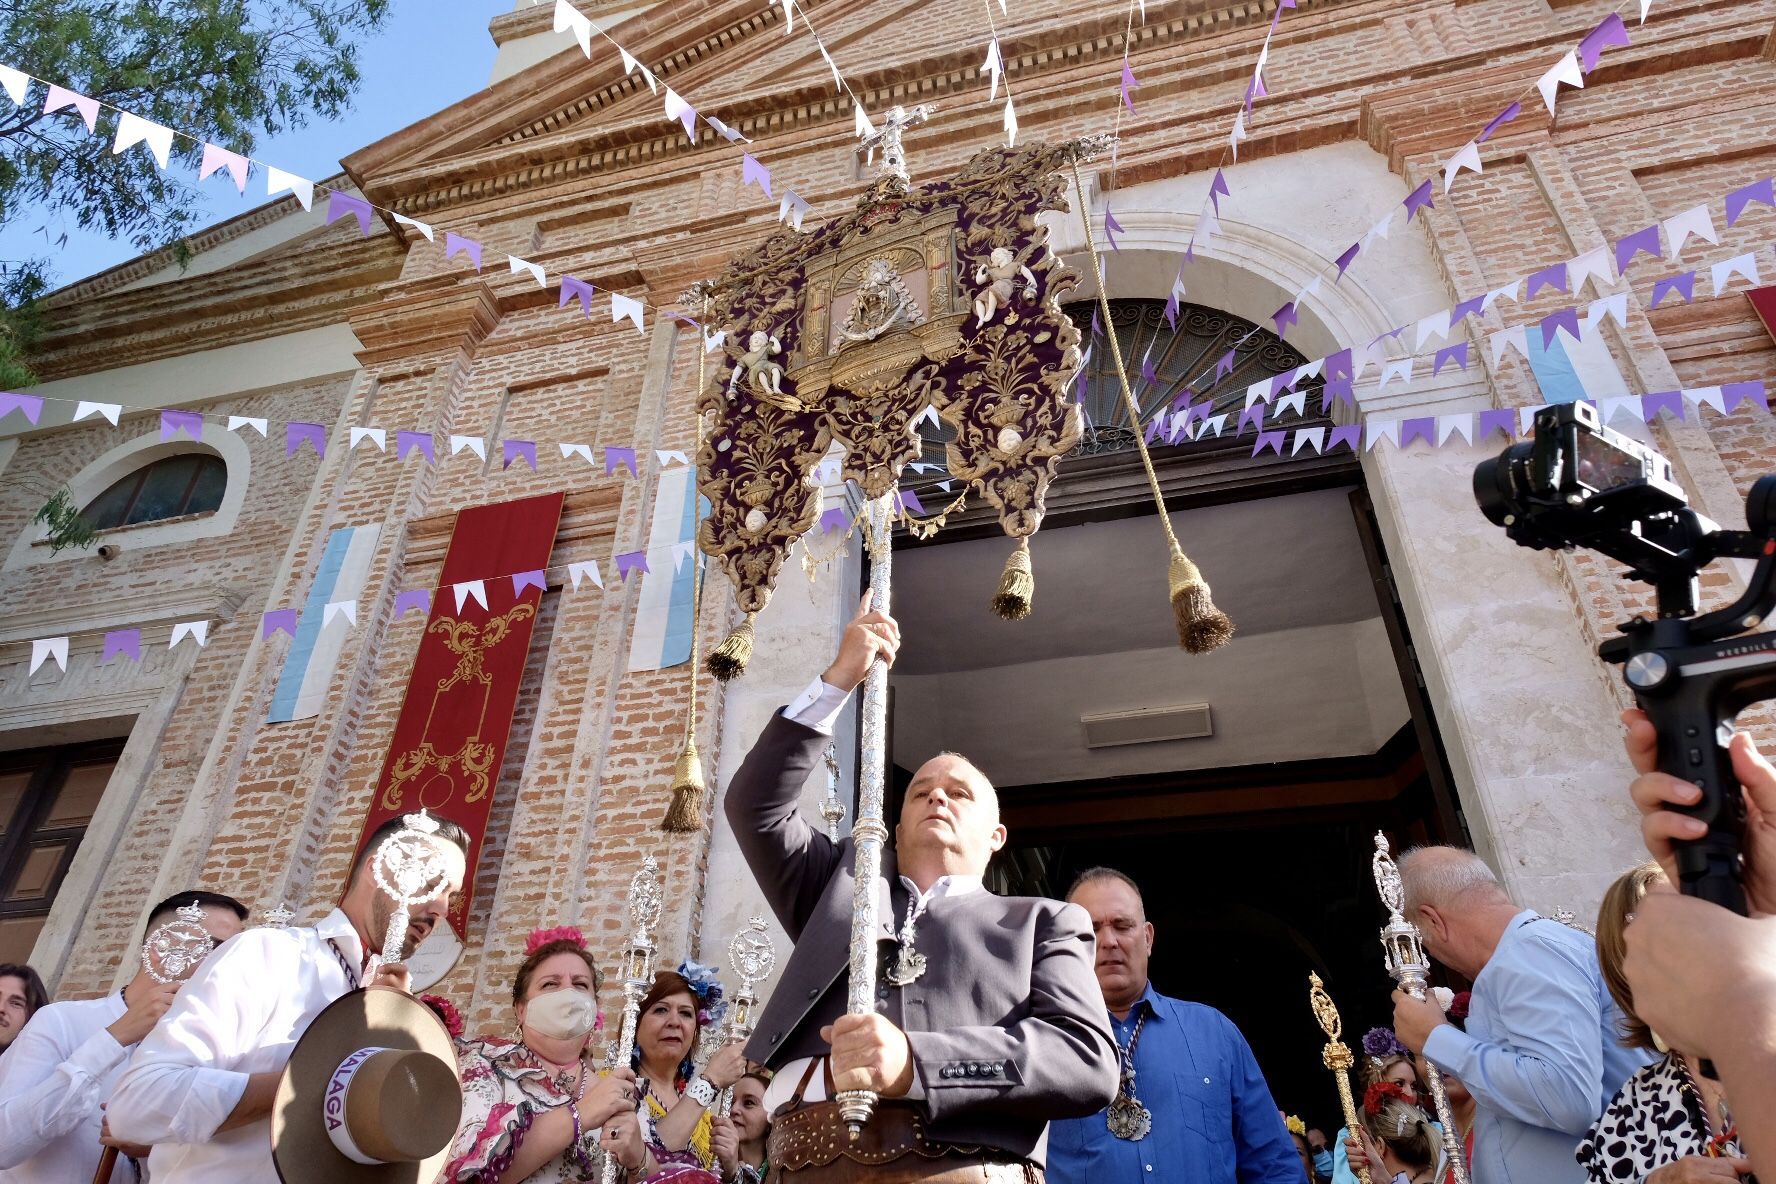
[{"xmin": 2, "ymin": 0, "xmax": 514, "ymax": 288}]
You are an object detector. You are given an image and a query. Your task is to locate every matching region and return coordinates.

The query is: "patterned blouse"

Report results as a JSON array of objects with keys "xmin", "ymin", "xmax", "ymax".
[
  {"xmin": 447, "ymin": 1037, "xmax": 605, "ymax": 1183},
  {"xmin": 1576, "ymin": 1052, "xmax": 1752, "ymax": 1184}
]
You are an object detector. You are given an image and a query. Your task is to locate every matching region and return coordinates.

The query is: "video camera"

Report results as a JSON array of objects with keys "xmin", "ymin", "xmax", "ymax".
[{"xmin": 1476, "ymin": 401, "xmax": 1776, "ymax": 913}]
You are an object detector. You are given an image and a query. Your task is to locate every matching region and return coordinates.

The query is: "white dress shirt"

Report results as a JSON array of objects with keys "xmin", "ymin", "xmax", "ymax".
[
  {"xmin": 109, "ymin": 908, "xmax": 366, "ymax": 1184},
  {"xmin": 0, "ymin": 992, "xmax": 131, "ymax": 1183},
  {"xmin": 784, "ymin": 677, "xmax": 851, "ymax": 736}
]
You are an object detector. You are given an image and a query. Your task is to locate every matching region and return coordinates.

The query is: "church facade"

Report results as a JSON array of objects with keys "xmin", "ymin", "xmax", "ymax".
[{"xmin": 1, "ymin": 0, "xmax": 1772, "ymax": 1048}]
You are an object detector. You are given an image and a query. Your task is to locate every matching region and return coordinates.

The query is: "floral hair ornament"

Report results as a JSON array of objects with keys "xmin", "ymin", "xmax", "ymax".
[
  {"xmin": 1285, "ymin": 1114, "xmax": 1307, "ymax": 1137},
  {"xmin": 419, "ymin": 992, "xmax": 465, "ymax": 1039},
  {"xmin": 525, "ymin": 925, "xmax": 589, "ymax": 956},
  {"xmin": 1363, "ymin": 1080, "xmax": 1416, "ymax": 1119},
  {"xmin": 1361, "ymin": 1026, "xmax": 1409, "ymax": 1062},
  {"xmin": 676, "ymin": 959, "xmax": 729, "ymax": 1028},
  {"xmin": 1447, "ymin": 991, "xmax": 1472, "ymax": 1023}
]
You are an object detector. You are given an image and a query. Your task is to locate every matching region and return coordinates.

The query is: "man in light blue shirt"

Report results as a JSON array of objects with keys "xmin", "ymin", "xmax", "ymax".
[
  {"xmin": 1048, "ymin": 867, "xmax": 1305, "ymax": 1184},
  {"xmin": 1390, "ymin": 847, "xmax": 1653, "ymax": 1184}
]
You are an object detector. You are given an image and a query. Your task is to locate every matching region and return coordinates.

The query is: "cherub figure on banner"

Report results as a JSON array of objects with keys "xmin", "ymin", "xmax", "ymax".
[
  {"xmin": 838, "ymin": 258, "xmax": 925, "ymax": 344},
  {"xmin": 727, "ymin": 330, "xmax": 790, "ymax": 406},
  {"xmin": 972, "ymin": 245, "xmax": 1038, "ymax": 326}
]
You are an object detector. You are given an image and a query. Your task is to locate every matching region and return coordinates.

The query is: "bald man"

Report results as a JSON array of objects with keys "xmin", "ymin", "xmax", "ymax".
[
  {"xmin": 1388, "ymin": 846, "xmax": 1652, "ymax": 1184},
  {"xmin": 724, "ymin": 594, "xmax": 1118, "ymax": 1180}
]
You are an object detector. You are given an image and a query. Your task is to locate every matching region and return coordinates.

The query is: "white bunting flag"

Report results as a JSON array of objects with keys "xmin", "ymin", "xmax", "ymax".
[
  {"xmin": 1663, "ymin": 204, "xmax": 1718, "ymax": 258},
  {"xmin": 854, "ymin": 103, "xmax": 875, "ymax": 140},
  {"xmin": 1490, "ymin": 325, "xmax": 1529, "ymax": 364},
  {"xmin": 1484, "ymin": 278, "xmax": 1525, "ymax": 309},
  {"xmin": 508, "ymin": 255, "xmax": 546, "ymax": 287},
  {"xmin": 1245, "ymin": 381, "xmax": 1270, "ymax": 410},
  {"xmin": 1685, "ymin": 386, "xmax": 1726, "ymax": 414},
  {"xmin": 322, "ymin": 601, "xmax": 357, "ymax": 628},
  {"xmin": 655, "ymin": 449, "xmax": 688, "ymax": 466},
  {"xmin": 619, "ymin": 48, "xmax": 658, "ymax": 93},
  {"xmin": 1414, "ymin": 310, "xmax": 1452, "ymax": 350},
  {"xmin": 705, "ymin": 115, "xmax": 747, "ymax": 143},
  {"xmin": 1710, "ymin": 252, "xmax": 1759, "ymax": 296},
  {"xmin": 453, "ymin": 580, "xmax": 489, "ymax": 612},
  {"xmin": 1292, "ymin": 426, "xmax": 1326, "ymax": 456},
  {"xmin": 227, "ymin": 415, "xmax": 268, "ymax": 436},
  {"xmin": 74, "ymin": 401, "xmax": 121, "ymax": 425},
  {"xmin": 1201, "ymin": 413, "xmax": 1228, "ymax": 437},
  {"xmin": 1601, "ymin": 396, "xmax": 1644, "ymax": 425},
  {"xmin": 671, "ymin": 540, "xmax": 695, "ymax": 572},
  {"xmin": 1639, "ymin": 0, "xmax": 1652, "ymax": 20},
  {"xmin": 559, "ymin": 442, "xmax": 595, "ymax": 465},
  {"xmin": 1442, "ymin": 141, "xmax": 1482, "ymax": 193},
  {"xmin": 703, "ymin": 328, "xmax": 726, "ymax": 352},
  {"xmin": 1585, "ymin": 292, "xmax": 1629, "ymax": 330},
  {"xmin": 1437, "ymin": 415, "xmax": 1473, "ymax": 446},
  {"xmin": 392, "ymin": 213, "xmax": 434, "ymax": 242},
  {"xmin": 779, "ymin": 191, "xmax": 810, "ymax": 231},
  {"xmin": 817, "ymin": 43, "xmax": 842, "ymax": 90},
  {"xmin": 1362, "ymin": 209, "xmax": 1394, "ymax": 247},
  {"xmin": 29, "ymin": 638, "xmax": 68, "ymax": 675},
  {"xmin": 663, "ymin": 88, "xmax": 697, "ymax": 139},
  {"xmin": 1196, "ymin": 205, "xmax": 1222, "ymax": 246},
  {"xmin": 266, "ymin": 166, "xmax": 314, "ymax": 211},
  {"xmin": 113, "ymin": 111, "xmax": 174, "ymax": 169},
  {"xmin": 1379, "ymin": 358, "xmax": 1414, "ymax": 388},
  {"xmin": 0, "ymin": 65, "xmax": 28, "ymax": 104},
  {"xmin": 1366, "ymin": 420, "xmax": 1400, "ymax": 451},
  {"xmin": 983, "ymin": 40, "xmax": 1003, "ymax": 100},
  {"xmin": 553, "ymin": 0, "xmax": 593, "ymax": 56},
  {"xmin": 1295, "ymin": 358, "xmax": 1324, "ymax": 381},
  {"xmin": 1229, "ymin": 110, "xmax": 1247, "ymax": 160},
  {"xmin": 449, "ymin": 435, "xmax": 487, "ymax": 460},
  {"xmin": 778, "ymin": 0, "xmax": 794, "ymax": 34},
  {"xmin": 1568, "ymin": 246, "xmax": 1615, "ymax": 296},
  {"xmin": 610, "ymin": 291, "xmax": 645, "ymax": 333},
  {"xmin": 1536, "ymin": 51, "xmax": 1584, "ymax": 117},
  {"xmin": 350, "ymin": 426, "xmax": 387, "ymax": 451},
  {"xmin": 568, "ymin": 560, "xmax": 603, "ymax": 590},
  {"xmin": 169, "ymin": 621, "xmax": 209, "ymax": 648},
  {"xmin": 1004, "ymin": 98, "xmax": 1018, "ymax": 148},
  {"xmin": 1275, "ymin": 390, "xmax": 1306, "ymax": 419}
]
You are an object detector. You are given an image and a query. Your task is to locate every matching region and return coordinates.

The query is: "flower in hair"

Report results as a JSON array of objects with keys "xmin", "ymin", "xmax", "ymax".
[
  {"xmin": 1362, "ymin": 1027, "xmax": 1408, "ymax": 1059},
  {"xmin": 1363, "ymin": 1080, "xmax": 1415, "ymax": 1117},
  {"xmin": 525, "ymin": 925, "xmax": 588, "ymax": 957},
  {"xmin": 419, "ymin": 993, "xmax": 464, "ymax": 1039},
  {"xmin": 1448, "ymin": 991, "xmax": 1471, "ymax": 1022},
  {"xmin": 1285, "ymin": 1114, "xmax": 1306, "ymax": 1137},
  {"xmin": 676, "ymin": 959, "xmax": 728, "ymax": 1028}
]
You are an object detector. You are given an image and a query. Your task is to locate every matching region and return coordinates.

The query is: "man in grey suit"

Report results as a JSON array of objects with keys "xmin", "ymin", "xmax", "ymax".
[{"xmin": 724, "ymin": 594, "xmax": 1119, "ymax": 1179}]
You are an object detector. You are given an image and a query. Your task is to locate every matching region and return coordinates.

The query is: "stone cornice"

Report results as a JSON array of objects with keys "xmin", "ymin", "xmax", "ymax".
[{"xmin": 349, "ymin": 282, "xmax": 505, "ymax": 366}]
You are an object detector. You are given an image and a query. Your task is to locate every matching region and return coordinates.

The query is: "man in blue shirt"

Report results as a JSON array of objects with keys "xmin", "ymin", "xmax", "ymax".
[
  {"xmin": 1047, "ymin": 867, "xmax": 1306, "ymax": 1183},
  {"xmin": 1390, "ymin": 846, "xmax": 1654, "ymax": 1184}
]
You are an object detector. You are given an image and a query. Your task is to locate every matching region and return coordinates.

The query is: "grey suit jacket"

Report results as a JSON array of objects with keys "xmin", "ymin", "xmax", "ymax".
[{"xmin": 724, "ymin": 711, "xmax": 1120, "ymax": 1165}]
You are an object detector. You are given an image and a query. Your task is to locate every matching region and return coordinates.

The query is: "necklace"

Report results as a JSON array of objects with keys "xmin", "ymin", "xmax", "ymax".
[
  {"xmin": 1672, "ymin": 1054, "xmax": 1739, "ymax": 1157},
  {"xmin": 522, "ymin": 1043, "xmax": 584, "ymax": 1094},
  {"xmin": 886, "ymin": 890, "xmax": 931, "ymax": 987},
  {"xmin": 1105, "ymin": 1009, "xmax": 1152, "ymax": 1141}
]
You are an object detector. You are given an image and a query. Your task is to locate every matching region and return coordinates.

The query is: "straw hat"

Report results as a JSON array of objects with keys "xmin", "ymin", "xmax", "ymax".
[{"xmin": 271, "ymin": 987, "xmax": 461, "ymax": 1183}]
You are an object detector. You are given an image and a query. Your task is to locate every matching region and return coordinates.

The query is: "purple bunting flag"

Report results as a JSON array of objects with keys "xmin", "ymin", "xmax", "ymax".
[
  {"xmin": 1215, "ymin": 350, "xmax": 1237, "ymax": 381},
  {"xmin": 1433, "ymin": 342, "xmax": 1471, "ymax": 375},
  {"xmin": 1400, "ymin": 417, "xmax": 1437, "ymax": 448},
  {"xmin": 1334, "ymin": 242, "xmax": 1361, "ymax": 279},
  {"xmin": 1172, "ymin": 388, "xmax": 1198, "ymax": 412},
  {"xmin": 615, "ymin": 551, "xmax": 649, "ymax": 581},
  {"xmin": 1403, "ymin": 180, "xmax": 1435, "ymax": 223},
  {"xmin": 262, "ymin": 609, "xmax": 299, "ymax": 638},
  {"xmin": 1321, "ymin": 378, "xmax": 1355, "ymax": 410},
  {"xmin": 1477, "ymin": 409, "xmax": 1516, "ymax": 441},
  {"xmin": 393, "ymin": 589, "xmax": 432, "ymax": 618},
  {"xmin": 512, "ymin": 570, "xmax": 547, "ymax": 596},
  {"xmin": 326, "ymin": 191, "xmax": 374, "ymax": 236},
  {"xmin": 1252, "ymin": 430, "xmax": 1285, "ymax": 457},
  {"xmin": 101, "ymin": 629, "xmax": 142, "ymax": 665},
  {"xmin": 1651, "ymin": 272, "xmax": 1696, "ymax": 308},
  {"xmin": 819, "ymin": 506, "xmax": 851, "ymax": 534},
  {"xmin": 1726, "ymin": 177, "xmax": 1775, "ymax": 227},
  {"xmin": 1477, "ymin": 101, "xmax": 1521, "ymax": 144},
  {"xmin": 1328, "ymin": 424, "xmax": 1362, "ymax": 453},
  {"xmin": 1577, "ymin": 12, "xmax": 1631, "ymax": 73},
  {"xmin": 1642, "ymin": 390, "xmax": 1684, "ymax": 421},
  {"xmin": 396, "ymin": 431, "xmax": 435, "ymax": 463},
  {"xmin": 1209, "ymin": 169, "xmax": 1231, "ymax": 214},
  {"xmin": 1613, "ymin": 225, "xmax": 1662, "ymax": 274},
  {"xmin": 1238, "ymin": 403, "xmax": 1266, "ymax": 433},
  {"xmin": 1104, "ymin": 206, "xmax": 1125, "ymax": 253},
  {"xmin": 1527, "ymin": 262, "xmax": 1569, "ymax": 298},
  {"xmin": 1140, "ymin": 353, "xmax": 1159, "ymax": 389},
  {"xmin": 502, "ymin": 439, "xmax": 538, "ymax": 470},
  {"xmin": 1164, "ymin": 285, "xmax": 1181, "ymax": 329},
  {"xmin": 1539, "ymin": 307, "xmax": 1581, "ymax": 348},
  {"xmin": 560, "ymin": 275, "xmax": 595, "ymax": 316},
  {"xmin": 742, "ymin": 153, "xmax": 772, "ymax": 197},
  {"xmin": 0, "ymin": 392, "xmax": 44, "ymax": 425},
  {"xmin": 604, "ymin": 447, "xmax": 637, "ymax": 476},
  {"xmin": 895, "ymin": 487, "xmax": 927, "ymax": 516},
  {"xmin": 286, "ymin": 422, "xmax": 326, "ymax": 458},
  {"xmin": 1271, "ymin": 302, "xmax": 1298, "ymax": 334},
  {"xmin": 1450, "ymin": 296, "xmax": 1485, "ymax": 325},
  {"xmin": 161, "ymin": 409, "xmax": 203, "ymax": 441},
  {"xmin": 1269, "ymin": 371, "xmax": 1296, "ymax": 399},
  {"xmin": 1144, "ymin": 416, "xmax": 1164, "ymax": 445},
  {"xmin": 1120, "ymin": 59, "xmax": 1139, "ymax": 114},
  {"xmin": 1723, "ymin": 381, "xmax": 1769, "ymax": 413},
  {"xmin": 444, "ymin": 231, "xmax": 483, "ymax": 271}
]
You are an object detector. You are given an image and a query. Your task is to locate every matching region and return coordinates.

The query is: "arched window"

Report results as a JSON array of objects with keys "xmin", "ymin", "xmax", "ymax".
[{"xmin": 79, "ymin": 453, "xmax": 227, "ymax": 530}]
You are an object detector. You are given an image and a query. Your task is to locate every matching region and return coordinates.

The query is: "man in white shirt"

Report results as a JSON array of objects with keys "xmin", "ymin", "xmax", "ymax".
[
  {"xmin": 108, "ymin": 814, "xmax": 469, "ymax": 1183},
  {"xmin": 0, "ymin": 890, "xmax": 247, "ymax": 1184}
]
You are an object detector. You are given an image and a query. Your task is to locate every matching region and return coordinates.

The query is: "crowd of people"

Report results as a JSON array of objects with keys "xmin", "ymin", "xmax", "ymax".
[{"xmin": 0, "ymin": 598, "xmax": 1771, "ymax": 1183}]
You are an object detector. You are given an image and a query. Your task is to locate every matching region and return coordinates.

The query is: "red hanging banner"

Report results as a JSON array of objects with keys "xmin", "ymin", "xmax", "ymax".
[
  {"xmin": 1750, "ymin": 287, "xmax": 1776, "ymax": 346},
  {"xmin": 354, "ymin": 491, "xmax": 565, "ymax": 938}
]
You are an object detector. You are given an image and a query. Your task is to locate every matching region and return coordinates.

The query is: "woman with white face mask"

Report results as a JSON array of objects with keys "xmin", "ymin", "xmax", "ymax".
[{"xmin": 445, "ymin": 927, "xmax": 650, "ymax": 1182}]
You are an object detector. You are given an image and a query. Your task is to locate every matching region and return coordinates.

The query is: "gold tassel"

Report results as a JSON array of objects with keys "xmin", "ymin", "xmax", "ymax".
[
  {"xmin": 706, "ymin": 613, "xmax": 756, "ymax": 681},
  {"xmin": 1169, "ymin": 546, "xmax": 1235, "ymax": 654},
  {"xmin": 661, "ymin": 738, "xmax": 707, "ymax": 832},
  {"xmin": 990, "ymin": 537, "xmax": 1035, "ymax": 620}
]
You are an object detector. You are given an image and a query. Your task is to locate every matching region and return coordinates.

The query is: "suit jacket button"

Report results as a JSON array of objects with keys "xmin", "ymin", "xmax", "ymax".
[
  {"xmin": 769, "ymin": 1032, "xmax": 782, "ymax": 1044},
  {"xmin": 939, "ymin": 1066, "xmax": 953, "ymax": 1079},
  {"xmin": 807, "ymin": 987, "xmax": 820, "ymax": 999}
]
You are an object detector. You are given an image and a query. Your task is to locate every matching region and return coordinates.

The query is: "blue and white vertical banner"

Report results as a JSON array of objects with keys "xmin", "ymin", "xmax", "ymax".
[
  {"xmin": 627, "ymin": 466, "xmax": 704, "ymax": 673},
  {"xmin": 268, "ymin": 524, "xmax": 381, "ymax": 722}
]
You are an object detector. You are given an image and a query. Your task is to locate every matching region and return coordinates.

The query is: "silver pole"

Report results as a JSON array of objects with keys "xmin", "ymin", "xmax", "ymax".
[
  {"xmin": 834, "ymin": 491, "xmax": 895, "ymax": 1138},
  {"xmin": 602, "ymin": 857, "xmax": 663, "ymax": 1184},
  {"xmin": 1371, "ymin": 834, "xmax": 1471, "ymax": 1184}
]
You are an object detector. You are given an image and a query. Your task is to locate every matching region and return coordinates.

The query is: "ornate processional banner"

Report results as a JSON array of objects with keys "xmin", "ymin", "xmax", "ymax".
[{"xmin": 353, "ymin": 491, "xmax": 565, "ymax": 938}]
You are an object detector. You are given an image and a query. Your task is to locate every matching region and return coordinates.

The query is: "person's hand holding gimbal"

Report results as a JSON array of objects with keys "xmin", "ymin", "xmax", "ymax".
[{"xmin": 1624, "ymin": 707, "xmax": 1776, "ymax": 917}]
